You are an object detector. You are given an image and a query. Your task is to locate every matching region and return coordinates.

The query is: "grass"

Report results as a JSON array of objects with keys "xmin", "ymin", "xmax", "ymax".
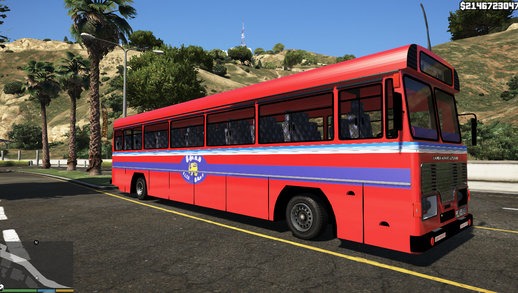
[{"xmin": 19, "ymin": 168, "xmax": 113, "ymax": 187}]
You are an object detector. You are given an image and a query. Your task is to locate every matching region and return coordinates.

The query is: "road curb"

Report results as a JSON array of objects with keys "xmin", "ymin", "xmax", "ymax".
[{"xmin": 16, "ymin": 170, "xmax": 115, "ymax": 190}]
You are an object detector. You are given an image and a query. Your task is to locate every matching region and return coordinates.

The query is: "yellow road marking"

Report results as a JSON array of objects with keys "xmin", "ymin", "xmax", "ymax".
[
  {"xmin": 474, "ymin": 226, "xmax": 518, "ymax": 234},
  {"xmin": 29, "ymin": 173, "xmax": 497, "ymax": 293}
]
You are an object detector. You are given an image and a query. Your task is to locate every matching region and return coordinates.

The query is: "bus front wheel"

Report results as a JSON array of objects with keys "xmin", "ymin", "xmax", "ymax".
[
  {"xmin": 286, "ymin": 194, "xmax": 328, "ymax": 240},
  {"xmin": 135, "ymin": 177, "xmax": 147, "ymax": 200}
]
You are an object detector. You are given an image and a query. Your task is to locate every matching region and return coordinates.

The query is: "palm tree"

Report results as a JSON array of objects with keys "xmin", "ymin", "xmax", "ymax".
[
  {"xmin": 22, "ymin": 60, "xmax": 61, "ymax": 169},
  {"xmin": 65, "ymin": 0, "xmax": 136, "ymax": 175},
  {"xmin": 57, "ymin": 51, "xmax": 90, "ymax": 171}
]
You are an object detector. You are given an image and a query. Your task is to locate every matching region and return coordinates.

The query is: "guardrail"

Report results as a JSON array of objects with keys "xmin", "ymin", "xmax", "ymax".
[{"xmin": 467, "ymin": 161, "xmax": 518, "ymax": 183}]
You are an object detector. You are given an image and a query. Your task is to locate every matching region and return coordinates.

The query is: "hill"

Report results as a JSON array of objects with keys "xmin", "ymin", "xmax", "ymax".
[
  {"xmin": 433, "ymin": 27, "xmax": 518, "ymax": 124},
  {"xmin": 0, "ymin": 29, "xmax": 517, "ymax": 155}
]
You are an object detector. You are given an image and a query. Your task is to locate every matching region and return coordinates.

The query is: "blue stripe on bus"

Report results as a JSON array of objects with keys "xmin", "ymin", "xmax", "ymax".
[
  {"xmin": 113, "ymin": 161, "xmax": 411, "ymax": 189},
  {"xmin": 112, "ymin": 141, "xmax": 467, "ymax": 156}
]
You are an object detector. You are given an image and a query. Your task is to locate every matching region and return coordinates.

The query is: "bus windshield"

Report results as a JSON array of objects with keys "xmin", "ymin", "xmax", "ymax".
[
  {"xmin": 435, "ymin": 89, "xmax": 461, "ymax": 143},
  {"xmin": 404, "ymin": 76, "xmax": 438, "ymax": 140}
]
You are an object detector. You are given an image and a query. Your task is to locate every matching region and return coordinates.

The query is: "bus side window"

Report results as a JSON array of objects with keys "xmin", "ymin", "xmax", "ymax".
[
  {"xmin": 339, "ymin": 84, "xmax": 382, "ymax": 140},
  {"xmin": 124, "ymin": 127, "xmax": 142, "ymax": 150},
  {"xmin": 114, "ymin": 130, "xmax": 123, "ymax": 151},
  {"xmin": 259, "ymin": 92, "xmax": 333, "ymax": 143},
  {"xmin": 207, "ymin": 107, "xmax": 255, "ymax": 146},
  {"xmin": 171, "ymin": 116, "xmax": 204, "ymax": 148},
  {"xmin": 144, "ymin": 122, "xmax": 169, "ymax": 149}
]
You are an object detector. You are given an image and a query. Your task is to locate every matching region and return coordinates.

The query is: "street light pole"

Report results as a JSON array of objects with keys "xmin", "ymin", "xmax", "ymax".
[{"xmin": 80, "ymin": 33, "xmax": 164, "ymax": 118}]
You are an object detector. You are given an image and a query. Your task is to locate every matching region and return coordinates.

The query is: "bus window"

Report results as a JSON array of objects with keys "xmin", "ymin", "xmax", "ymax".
[
  {"xmin": 259, "ymin": 93, "xmax": 333, "ymax": 143},
  {"xmin": 171, "ymin": 116, "xmax": 204, "ymax": 148},
  {"xmin": 435, "ymin": 89, "xmax": 461, "ymax": 143},
  {"xmin": 144, "ymin": 122, "xmax": 169, "ymax": 149},
  {"xmin": 339, "ymin": 84, "xmax": 382, "ymax": 139},
  {"xmin": 123, "ymin": 127, "xmax": 142, "ymax": 150},
  {"xmin": 114, "ymin": 130, "xmax": 123, "ymax": 151},
  {"xmin": 207, "ymin": 107, "xmax": 255, "ymax": 146},
  {"xmin": 403, "ymin": 76, "xmax": 438, "ymax": 140}
]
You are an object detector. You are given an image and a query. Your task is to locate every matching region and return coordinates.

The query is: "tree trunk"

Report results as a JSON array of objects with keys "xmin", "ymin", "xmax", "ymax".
[
  {"xmin": 40, "ymin": 102, "xmax": 50, "ymax": 169},
  {"xmin": 87, "ymin": 52, "xmax": 103, "ymax": 175},
  {"xmin": 67, "ymin": 95, "xmax": 77, "ymax": 171}
]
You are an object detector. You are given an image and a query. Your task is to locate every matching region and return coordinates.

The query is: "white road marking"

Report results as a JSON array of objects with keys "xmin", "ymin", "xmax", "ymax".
[
  {"xmin": 2, "ymin": 229, "xmax": 30, "ymax": 260},
  {"xmin": 502, "ymin": 207, "xmax": 518, "ymax": 211},
  {"xmin": 0, "ymin": 207, "xmax": 7, "ymax": 220}
]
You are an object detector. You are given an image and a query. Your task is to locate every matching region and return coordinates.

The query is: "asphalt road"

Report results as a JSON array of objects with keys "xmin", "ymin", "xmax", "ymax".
[{"xmin": 0, "ymin": 171, "xmax": 517, "ymax": 292}]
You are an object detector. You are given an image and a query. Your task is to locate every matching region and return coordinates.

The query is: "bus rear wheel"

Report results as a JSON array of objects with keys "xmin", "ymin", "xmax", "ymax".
[
  {"xmin": 286, "ymin": 194, "xmax": 328, "ymax": 240},
  {"xmin": 135, "ymin": 176, "xmax": 147, "ymax": 200}
]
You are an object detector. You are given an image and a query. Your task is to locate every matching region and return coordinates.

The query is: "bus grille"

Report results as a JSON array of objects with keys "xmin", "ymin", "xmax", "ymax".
[{"xmin": 421, "ymin": 162, "xmax": 467, "ymax": 203}]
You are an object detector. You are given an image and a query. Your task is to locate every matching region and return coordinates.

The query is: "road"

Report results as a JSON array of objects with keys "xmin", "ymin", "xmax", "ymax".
[{"xmin": 0, "ymin": 171, "xmax": 517, "ymax": 292}]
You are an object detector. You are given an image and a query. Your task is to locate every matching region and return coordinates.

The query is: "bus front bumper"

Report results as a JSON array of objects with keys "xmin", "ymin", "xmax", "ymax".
[{"xmin": 410, "ymin": 213, "xmax": 473, "ymax": 253}]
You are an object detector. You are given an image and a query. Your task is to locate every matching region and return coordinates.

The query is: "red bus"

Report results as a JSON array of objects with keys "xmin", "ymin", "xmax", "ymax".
[{"xmin": 112, "ymin": 44, "xmax": 473, "ymax": 254}]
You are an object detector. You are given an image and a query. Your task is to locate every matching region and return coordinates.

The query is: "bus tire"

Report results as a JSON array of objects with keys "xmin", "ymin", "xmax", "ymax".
[
  {"xmin": 286, "ymin": 194, "xmax": 328, "ymax": 240},
  {"xmin": 135, "ymin": 176, "xmax": 147, "ymax": 200}
]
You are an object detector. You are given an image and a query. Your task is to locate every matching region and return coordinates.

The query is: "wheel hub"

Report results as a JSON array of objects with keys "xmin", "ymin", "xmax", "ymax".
[{"xmin": 291, "ymin": 203, "xmax": 313, "ymax": 232}]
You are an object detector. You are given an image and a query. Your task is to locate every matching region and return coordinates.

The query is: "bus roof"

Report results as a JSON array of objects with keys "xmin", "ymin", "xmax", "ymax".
[{"xmin": 114, "ymin": 44, "xmax": 457, "ymax": 129}]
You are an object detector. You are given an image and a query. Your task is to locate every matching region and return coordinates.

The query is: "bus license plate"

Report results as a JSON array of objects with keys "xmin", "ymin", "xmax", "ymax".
[
  {"xmin": 460, "ymin": 221, "xmax": 469, "ymax": 229},
  {"xmin": 435, "ymin": 232, "xmax": 446, "ymax": 243}
]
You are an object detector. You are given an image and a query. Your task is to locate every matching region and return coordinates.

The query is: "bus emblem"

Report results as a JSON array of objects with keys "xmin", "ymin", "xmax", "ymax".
[
  {"xmin": 189, "ymin": 162, "xmax": 198, "ymax": 176},
  {"xmin": 181, "ymin": 155, "xmax": 207, "ymax": 184}
]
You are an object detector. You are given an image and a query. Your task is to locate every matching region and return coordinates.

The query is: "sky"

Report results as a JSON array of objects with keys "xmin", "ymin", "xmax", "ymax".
[{"xmin": 1, "ymin": 0, "xmax": 515, "ymax": 58}]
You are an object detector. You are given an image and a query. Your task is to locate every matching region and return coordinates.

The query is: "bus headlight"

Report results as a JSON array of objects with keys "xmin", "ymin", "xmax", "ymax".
[{"xmin": 422, "ymin": 195, "xmax": 438, "ymax": 220}]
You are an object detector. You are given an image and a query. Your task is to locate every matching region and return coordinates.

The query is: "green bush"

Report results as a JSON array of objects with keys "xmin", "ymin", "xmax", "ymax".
[
  {"xmin": 0, "ymin": 161, "xmax": 30, "ymax": 167},
  {"xmin": 8, "ymin": 123, "xmax": 42, "ymax": 149},
  {"xmin": 213, "ymin": 63, "xmax": 227, "ymax": 77},
  {"xmin": 336, "ymin": 54, "xmax": 356, "ymax": 63},
  {"xmin": 209, "ymin": 49, "xmax": 226, "ymax": 61},
  {"xmin": 43, "ymin": 38, "xmax": 51, "ymax": 42},
  {"xmin": 254, "ymin": 48, "xmax": 265, "ymax": 55},
  {"xmin": 500, "ymin": 74, "xmax": 518, "ymax": 101},
  {"xmin": 461, "ymin": 121, "xmax": 518, "ymax": 160},
  {"xmin": 227, "ymin": 46, "xmax": 252, "ymax": 65},
  {"xmin": 255, "ymin": 60, "xmax": 262, "ymax": 69},
  {"xmin": 101, "ymin": 76, "xmax": 110, "ymax": 82},
  {"xmin": 4, "ymin": 49, "xmax": 13, "ymax": 53},
  {"xmin": 3, "ymin": 80, "xmax": 25, "ymax": 95},
  {"xmin": 273, "ymin": 43, "xmax": 285, "ymax": 54},
  {"xmin": 284, "ymin": 51, "xmax": 304, "ymax": 69}
]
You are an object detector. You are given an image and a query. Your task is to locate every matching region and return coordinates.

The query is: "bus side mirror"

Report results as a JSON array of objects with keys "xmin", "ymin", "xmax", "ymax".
[
  {"xmin": 394, "ymin": 92, "xmax": 403, "ymax": 131},
  {"xmin": 471, "ymin": 118, "xmax": 477, "ymax": 146}
]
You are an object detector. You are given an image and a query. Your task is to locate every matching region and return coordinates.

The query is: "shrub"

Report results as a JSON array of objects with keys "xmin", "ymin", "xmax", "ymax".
[
  {"xmin": 336, "ymin": 54, "xmax": 356, "ymax": 63},
  {"xmin": 101, "ymin": 76, "xmax": 110, "ymax": 82},
  {"xmin": 254, "ymin": 48, "xmax": 265, "ymax": 55},
  {"xmin": 255, "ymin": 60, "xmax": 262, "ymax": 69},
  {"xmin": 461, "ymin": 121, "xmax": 518, "ymax": 160},
  {"xmin": 209, "ymin": 49, "xmax": 226, "ymax": 61},
  {"xmin": 43, "ymin": 38, "xmax": 51, "ymax": 42},
  {"xmin": 0, "ymin": 161, "xmax": 30, "ymax": 167},
  {"xmin": 227, "ymin": 46, "xmax": 252, "ymax": 65},
  {"xmin": 8, "ymin": 123, "xmax": 42, "ymax": 149},
  {"xmin": 213, "ymin": 63, "xmax": 227, "ymax": 77},
  {"xmin": 273, "ymin": 43, "xmax": 285, "ymax": 54},
  {"xmin": 284, "ymin": 50, "xmax": 304, "ymax": 69},
  {"xmin": 3, "ymin": 80, "xmax": 25, "ymax": 95},
  {"xmin": 4, "ymin": 49, "xmax": 13, "ymax": 53}
]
